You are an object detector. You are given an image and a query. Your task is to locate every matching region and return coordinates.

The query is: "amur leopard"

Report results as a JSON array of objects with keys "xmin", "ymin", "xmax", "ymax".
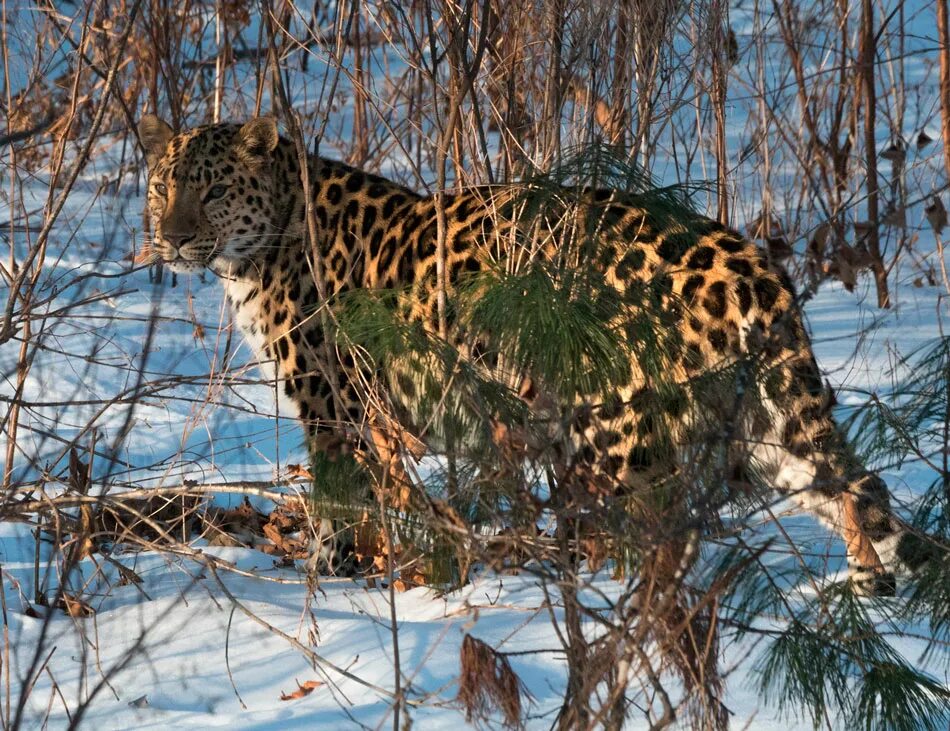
[{"xmin": 139, "ymin": 114, "xmax": 931, "ymax": 594}]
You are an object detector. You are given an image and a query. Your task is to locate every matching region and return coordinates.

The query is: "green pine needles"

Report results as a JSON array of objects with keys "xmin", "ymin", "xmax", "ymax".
[
  {"xmin": 308, "ymin": 144, "xmax": 950, "ymax": 728},
  {"xmin": 757, "ymin": 583, "xmax": 949, "ymax": 731},
  {"xmin": 846, "ymin": 336, "xmax": 950, "ymax": 534},
  {"xmin": 842, "ymin": 336, "xmax": 950, "ymax": 668},
  {"xmin": 461, "ymin": 262, "xmax": 629, "ymax": 400}
]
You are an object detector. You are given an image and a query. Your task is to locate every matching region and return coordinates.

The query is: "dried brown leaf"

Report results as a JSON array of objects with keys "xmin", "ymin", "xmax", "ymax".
[
  {"xmin": 219, "ymin": 500, "xmax": 265, "ymax": 533},
  {"xmin": 882, "ymin": 206, "xmax": 906, "ymax": 228},
  {"xmin": 766, "ymin": 236, "xmax": 794, "ymax": 261},
  {"xmin": 458, "ymin": 634, "xmax": 527, "ymax": 729},
  {"xmin": 201, "ymin": 499, "xmax": 266, "ymax": 546},
  {"xmin": 925, "ymin": 197, "xmax": 948, "ymax": 234},
  {"xmin": 726, "ymin": 28, "xmax": 739, "ymax": 65},
  {"xmin": 115, "ymin": 563, "xmax": 143, "ymax": 586},
  {"xmin": 880, "ymin": 142, "xmax": 905, "ymax": 166},
  {"xmin": 583, "ymin": 535, "xmax": 608, "ymax": 573},
  {"xmin": 267, "ymin": 510, "xmax": 295, "ymax": 531},
  {"xmin": 853, "ymin": 220, "xmax": 874, "ymax": 242},
  {"xmin": 279, "ymin": 679, "xmax": 323, "ymax": 701},
  {"xmin": 59, "ymin": 593, "xmax": 94, "ymax": 617},
  {"xmin": 397, "ymin": 565, "xmax": 427, "ymax": 592},
  {"xmin": 824, "ymin": 254, "xmax": 852, "ymax": 291},
  {"xmin": 745, "ymin": 211, "xmax": 768, "ymax": 240},
  {"xmin": 807, "ymin": 222, "xmax": 832, "ymax": 262},
  {"xmin": 262, "ymin": 521, "xmax": 286, "ymax": 547},
  {"xmin": 76, "ymin": 504, "xmax": 96, "ymax": 560},
  {"xmin": 68, "ymin": 448, "xmax": 90, "ymax": 494},
  {"xmin": 285, "ymin": 463, "xmax": 313, "ymax": 480},
  {"xmin": 207, "ymin": 532, "xmax": 241, "ymax": 547},
  {"xmin": 99, "ymin": 494, "xmax": 200, "ymax": 545}
]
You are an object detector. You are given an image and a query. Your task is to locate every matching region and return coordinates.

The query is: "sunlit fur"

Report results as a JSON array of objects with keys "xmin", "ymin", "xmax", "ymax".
[{"xmin": 141, "ymin": 117, "xmax": 927, "ymax": 594}]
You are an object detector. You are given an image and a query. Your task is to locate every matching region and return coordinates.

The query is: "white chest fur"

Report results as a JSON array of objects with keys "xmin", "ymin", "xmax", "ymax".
[{"xmin": 222, "ymin": 277, "xmax": 301, "ymax": 419}]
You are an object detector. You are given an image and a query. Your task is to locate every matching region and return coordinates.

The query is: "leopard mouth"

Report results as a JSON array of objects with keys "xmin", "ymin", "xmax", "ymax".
[
  {"xmin": 156, "ymin": 248, "xmax": 210, "ymax": 273},
  {"xmin": 156, "ymin": 238, "xmax": 219, "ymax": 272},
  {"xmin": 164, "ymin": 257, "xmax": 206, "ymax": 274}
]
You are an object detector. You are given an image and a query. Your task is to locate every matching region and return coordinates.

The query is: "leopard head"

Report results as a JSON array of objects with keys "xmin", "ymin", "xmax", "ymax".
[{"xmin": 138, "ymin": 116, "xmax": 282, "ymax": 274}]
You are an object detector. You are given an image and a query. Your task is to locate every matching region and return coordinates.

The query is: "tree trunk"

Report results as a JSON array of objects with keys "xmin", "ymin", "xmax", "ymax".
[
  {"xmin": 937, "ymin": 0, "xmax": 950, "ymax": 181},
  {"xmin": 860, "ymin": 0, "xmax": 889, "ymax": 308}
]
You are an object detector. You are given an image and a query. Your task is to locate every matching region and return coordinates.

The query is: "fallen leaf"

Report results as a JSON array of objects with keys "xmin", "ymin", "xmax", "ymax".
[
  {"xmin": 207, "ymin": 531, "xmax": 242, "ymax": 547},
  {"xmin": 280, "ymin": 679, "xmax": 323, "ymax": 701},
  {"xmin": 397, "ymin": 566, "xmax": 427, "ymax": 591},
  {"xmin": 267, "ymin": 510, "xmax": 294, "ymax": 530},
  {"xmin": 59, "ymin": 593, "xmax": 94, "ymax": 617},
  {"xmin": 286, "ymin": 464, "xmax": 313, "ymax": 480},
  {"xmin": 206, "ymin": 499, "xmax": 265, "ymax": 540},
  {"xmin": 98, "ymin": 494, "xmax": 199, "ymax": 546},
  {"xmin": 115, "ymin": 564, "xmax": 143, "ymax": 586},
  {"xmin": 263, "ymin": 522, "xmax": 290, "ymax": 552}
]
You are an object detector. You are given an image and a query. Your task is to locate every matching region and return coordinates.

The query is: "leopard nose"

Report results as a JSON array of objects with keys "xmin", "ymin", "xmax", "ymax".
[{"xmin": 162, "ymin": 231, "xmax": 195, "ymax": 250}]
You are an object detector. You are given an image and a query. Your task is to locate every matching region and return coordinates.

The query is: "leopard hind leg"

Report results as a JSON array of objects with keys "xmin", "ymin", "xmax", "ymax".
[{"xmin": 750, "ymin": 352, "xmax": 907, "ymax": 595}]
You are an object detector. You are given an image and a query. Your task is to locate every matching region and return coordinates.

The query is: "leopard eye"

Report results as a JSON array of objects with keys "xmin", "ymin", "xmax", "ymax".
[
  {"xmin": 207, "ymin": 184, "xmax": 228, "ymax": 200},
  {"xmin": 154, "ymin": 182, "xmax": 168, "ymax": 196}
]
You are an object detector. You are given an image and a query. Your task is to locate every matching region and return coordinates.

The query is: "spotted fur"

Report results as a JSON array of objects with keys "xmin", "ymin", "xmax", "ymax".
[{"xmin": 139, "ymin": 115, "xmax": 929, "ymax": 593}]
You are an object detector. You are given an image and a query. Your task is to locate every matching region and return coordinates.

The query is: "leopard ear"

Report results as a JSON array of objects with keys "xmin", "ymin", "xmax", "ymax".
[
  {"xmin": 236, "ymin": 117, "xmax": 279, "ymax": 166},
  {"xmin": 138, "ymin": 115, "xmax": 174, "ymax": 168}
]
